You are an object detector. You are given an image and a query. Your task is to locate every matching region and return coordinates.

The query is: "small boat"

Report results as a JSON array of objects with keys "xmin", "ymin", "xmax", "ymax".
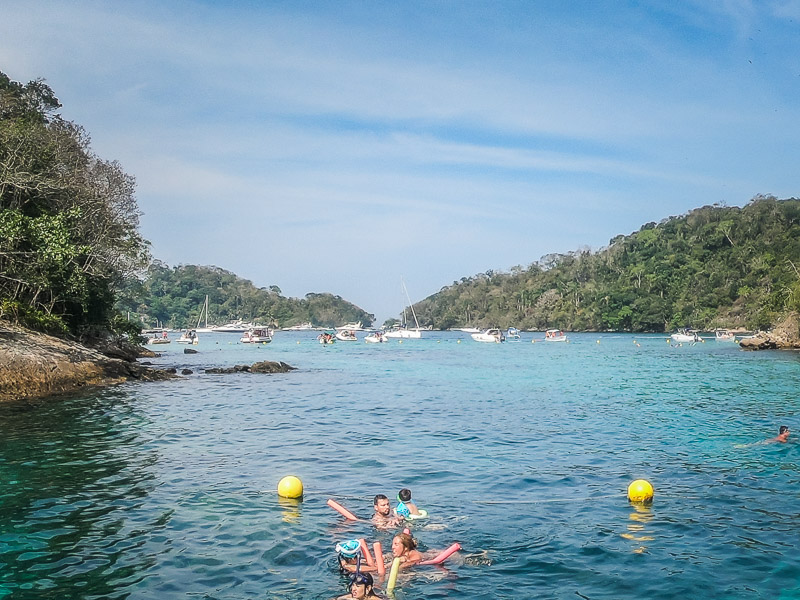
[
  {"xmin": 671, "ymin": 329, "xmax": 700, "ymax": 343},
  {"xmin": 471, "ymin": 328, "xmax": 505, "ymax": 343},
  {"xmin": 506, "ymin": 327, "xmax": 521, "ymax": 341},
  {"xmin": 455, "ymin": 327, "xmax": 481, "ymax": 333},
  {"xmin": 176, "ymin": 330, "xmax": 199, "ymax": 345},
  {"xmin": 335, "ymin": 330, "xmax": 358, "ymax": 342},
  {"xmin": 715, "ymin": 329, "xmax": 736, "ymax": 342},
  {"xmin": 672, "ymin": 329, "xmax": 700, "ymax": 343},
  {"xmin": 365, "ymin": 331, "xmax": 387, "ymax": 343},
  {"xmin": 317, "ymin": 332, "xmax": 336, "ymax": 344},
  {"xmin": 240, "ymin": 328, "xmax": 272, "ymax": 343},
  {"xmin": 147, "ymin": 335, "xmax": 170, "ymax": 345},
  {"xmin": 545, "ymin": 329, "xmax": 567, "ymax": 342}
]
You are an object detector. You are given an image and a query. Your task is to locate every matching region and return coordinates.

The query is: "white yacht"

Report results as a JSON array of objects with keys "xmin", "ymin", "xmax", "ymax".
[
  {"xmin": 213, "ymin": 320, "xmax": 252, "ymax": 333},
  {"xmin": 471, "ymin": 329, "xmax": 505, "ymax": 343},
  {"xmin": 671, "ymin": 329, "xmax": 700, "ymax": 343}
]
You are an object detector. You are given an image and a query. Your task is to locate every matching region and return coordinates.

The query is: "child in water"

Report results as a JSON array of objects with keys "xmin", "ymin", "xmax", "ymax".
[{"xmin": 394, "ymin": 488, "xmax": 420, "ymax": 518}]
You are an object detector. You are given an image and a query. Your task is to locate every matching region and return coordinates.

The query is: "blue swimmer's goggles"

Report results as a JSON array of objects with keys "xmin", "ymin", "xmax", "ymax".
[{"xmin": 349, "ymin": 572, "xmax": 373, "ymax": 587}]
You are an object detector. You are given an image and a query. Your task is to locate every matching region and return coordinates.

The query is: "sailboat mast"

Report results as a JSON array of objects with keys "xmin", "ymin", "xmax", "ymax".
[
  {"xmin": 401, "ymin": 278, "xmax": 420, "ymax": 330},
  {"xmin": 197, "ymin": 295, "xmax": 209, "ymax": 328}
]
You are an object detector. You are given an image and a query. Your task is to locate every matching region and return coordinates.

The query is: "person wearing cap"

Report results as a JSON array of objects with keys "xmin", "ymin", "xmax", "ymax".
[
  {"xmin": 372, "ymin": 494, "xmax": 401, "ymax": 529},
  {"xmin": 334, "ymin": 571, "xmax": 383, "ymax": 599}
]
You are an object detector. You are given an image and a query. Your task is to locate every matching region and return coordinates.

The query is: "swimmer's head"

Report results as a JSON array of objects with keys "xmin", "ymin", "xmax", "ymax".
[
  {"xmin": 398, "ymin": 488, "xmax": 412, "ymax": 502},
  {"xmin": 335, "ymin": 540, "xmax": 362, "ymax": 559},
  {"xmin": 374, "ymin": 494, "xmax": 391, "ymax": 516},
  {"xmin": 391, "ymin": 532, "xmax": 416, "ymax": 557},
  {"xmin": 780, "ymin": 425, "xmax": 790, "ymax": 435},
  {"xmin": 349, "ymin": 572, "xmax": 373, "ymax": 588},
  {"xmin": 349, "ymin": 572, "xmax": 374, "ymax": 598}
]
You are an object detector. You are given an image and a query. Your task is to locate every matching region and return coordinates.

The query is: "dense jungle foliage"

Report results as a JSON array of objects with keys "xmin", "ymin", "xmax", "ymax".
[
  {"xmin": 412, "ymin": 196, "xmax": 800, "ymax": 332},
  {"xmin": 0, "ymin": 71, "xmax": 149, "ymax": 338},
  {"xmin": 115, "ymin": 262, "xmax": 375, "ymax": 329}
]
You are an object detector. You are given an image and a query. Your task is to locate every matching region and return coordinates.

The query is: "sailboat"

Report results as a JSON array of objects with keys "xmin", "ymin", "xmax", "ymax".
[
  {"xmin": 194, "ymin": 295, "xmax": 216, "ymax": 333},
  {"xmin": 384, "ymin": 278, "xmax": 423, "ymax": 339}
]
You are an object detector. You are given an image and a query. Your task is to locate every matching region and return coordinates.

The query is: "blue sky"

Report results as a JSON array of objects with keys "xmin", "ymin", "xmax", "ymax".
[{"xmin": 2, "ymin": 1, "xmax": 799, "ymax": 323}]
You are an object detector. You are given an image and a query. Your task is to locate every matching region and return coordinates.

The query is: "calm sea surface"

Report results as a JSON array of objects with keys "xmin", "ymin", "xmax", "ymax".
[{"xmin": 1, "ymin": 331, "xmax": 799, "ymax": 599}]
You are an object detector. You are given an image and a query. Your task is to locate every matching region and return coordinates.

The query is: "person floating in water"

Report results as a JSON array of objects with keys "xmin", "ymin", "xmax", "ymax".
[
  {"xmin": 394, "ymin": 488, "xmax": 420, "ymax": 518},
  {"xmin": 735, "ymin": 425, "xmax": 792, "ymax": 448},
  {"xmin": 372, "ymin": 494, "xmax": 401, "ymax": 529},
  {"xmin": 339, "ymin": 533, "xmax": 422, "ymax": 574},
  {"xmin": 334, "ymin": 572, "xmax": 383, "ymax": 599},
  {"xmin": 770, "ymin": 425, "xmax": 790, "ymax": 443},
  {"xmin": 390, "ymin": 532, "xmax": 423, "ymax": 569}
]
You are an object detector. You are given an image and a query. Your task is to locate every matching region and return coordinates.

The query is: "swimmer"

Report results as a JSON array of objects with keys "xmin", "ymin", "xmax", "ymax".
[
  {"xmin": 735, "ymin": 425, "xmax": 792, "ymax": 448},
  {"xmin": 394, "ymin": 488, "xmax": 420, "ymax": 518},
  {"xmin": 340, "ymin": 533, "xmax": 422, "ymax": 574},
  {"xmin": 770, "ymin": 425, "xmax": 791, "ymax": 443},
  {"xmin": 335, "ymin": 540, "xmax": 363, "ymax": 573},
  {"xmin": 391, "ymin": 532, "xmax": 423, "ymax": 569},
  {"xmin": 334, "ymin": 572, "xmax": 383, "ymax": 599},
  {"xmin": 372, "ymin": 494, "xmax": 401, "ymax": 529}
]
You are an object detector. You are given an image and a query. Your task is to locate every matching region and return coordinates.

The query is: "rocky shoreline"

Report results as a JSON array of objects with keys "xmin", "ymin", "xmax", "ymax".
[
  {"xmin": 0, "ymin": 322, "xmax": 176, "ymax": 402},
  {"xmin": 0, "ymin": 322, "xmax": 296, "ymax": 403},
  {"xmin": 738, "ymin": 312, "xmax": 800, "ymax": 351}
]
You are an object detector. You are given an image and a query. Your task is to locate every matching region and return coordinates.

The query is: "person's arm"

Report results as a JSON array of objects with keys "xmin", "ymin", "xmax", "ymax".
[
  {"xmin": 397, "ymin": 551, "xmax": 423, "ymax": 569},
  {"xmin": 341, "ymin": 562, "xmax": 379, "ymax": 573}
]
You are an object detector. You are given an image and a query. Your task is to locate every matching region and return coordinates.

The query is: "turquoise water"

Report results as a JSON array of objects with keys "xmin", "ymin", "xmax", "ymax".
[{"xmin": 1, "ymin": 332, "xmax": 799, "ymax": 599}]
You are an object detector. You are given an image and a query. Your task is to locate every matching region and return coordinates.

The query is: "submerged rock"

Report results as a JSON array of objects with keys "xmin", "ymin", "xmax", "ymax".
[
  {"xmin": 204, "ymin": 361, "xmax": 296, "ymax": 374},
  {"xmin": 251, "ymin": 361, "xmax": 297, "ymax": 373}
]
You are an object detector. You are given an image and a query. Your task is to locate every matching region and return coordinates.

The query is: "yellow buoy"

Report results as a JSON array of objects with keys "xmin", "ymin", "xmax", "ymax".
[
  {"xmin": 278, "ymin": 475, "xmax": 303, "ymax": 499},
  {"xmin": 457, "ymin": 339, "xmax": 461, "ymax": 344},
  {"xmin": 597, "ymin": 339, "xmax": 601, "ymax": 344},
  {"xmin": 627, "ymin": 479, "xmax": 654, "ymax": 503}
]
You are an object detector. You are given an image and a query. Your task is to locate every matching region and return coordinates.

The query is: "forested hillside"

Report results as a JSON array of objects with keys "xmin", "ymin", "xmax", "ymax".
[
  {"xmin": 115, "ymin": 262, "xmax": 374, "ymax": 329},
  {"xmin": 412, "ymin": 196, "xmax": 800, "ymax": 332},
  {"xmin": 0, "ymin": 71, "xmax": 149, "ymax": 338}
]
